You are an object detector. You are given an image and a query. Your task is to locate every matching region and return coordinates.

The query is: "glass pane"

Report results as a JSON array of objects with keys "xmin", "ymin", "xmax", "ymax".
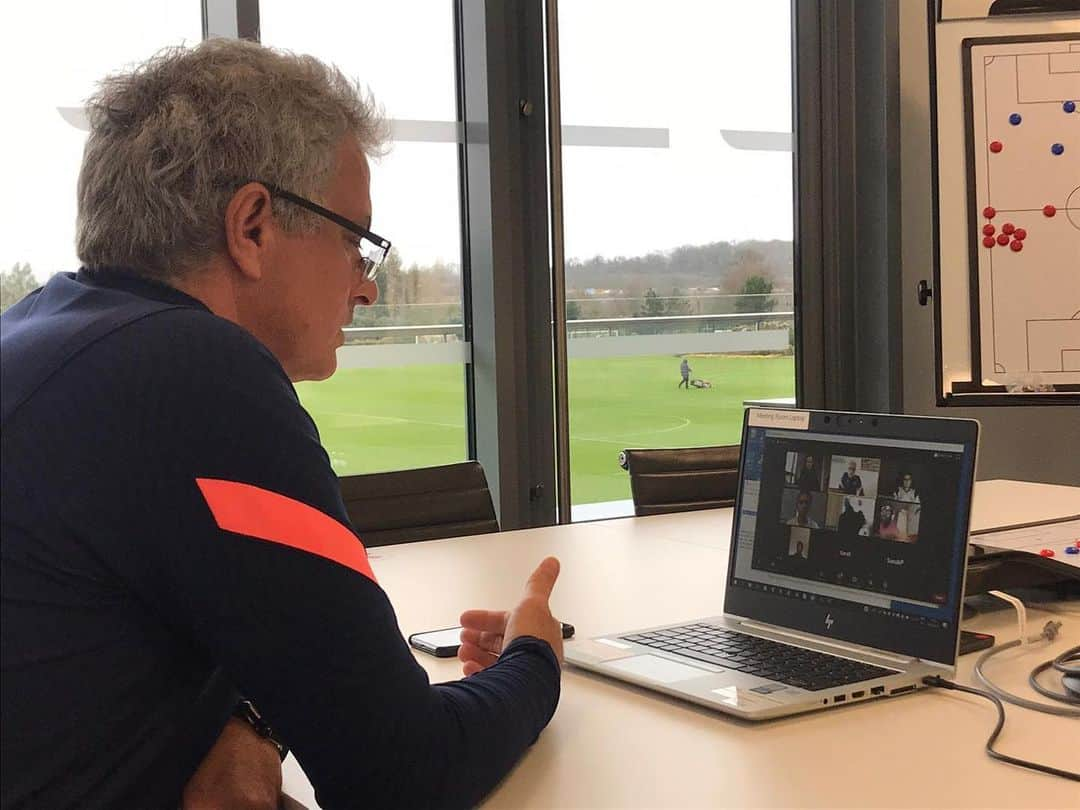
[
  {"xmin": 558, "ymin": 1, "xmax": 797, "ymax": 516},
  {"xmin": 0, "ymin": 1, "xmax": 201, "ymax": 306},
  {"xmin": 261, "ymin": 1, "xmax": 468, "ymax": 475}
]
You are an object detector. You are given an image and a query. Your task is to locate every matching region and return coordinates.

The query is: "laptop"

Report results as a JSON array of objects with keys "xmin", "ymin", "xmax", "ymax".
[{"xmin": 566, "ymin": 408, "xmax": 979, "ymax": 720}]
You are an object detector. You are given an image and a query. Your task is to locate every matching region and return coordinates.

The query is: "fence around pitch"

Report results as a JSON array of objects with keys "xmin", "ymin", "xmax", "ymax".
[{"xmin": 336, "ymin": 311, "xmax": 794, "ymax": 368}]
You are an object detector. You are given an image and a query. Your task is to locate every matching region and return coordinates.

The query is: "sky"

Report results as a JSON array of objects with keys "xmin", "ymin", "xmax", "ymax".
[{"xmin": 0, "ymin": 0, "xmax": 794, "ymax": 279}]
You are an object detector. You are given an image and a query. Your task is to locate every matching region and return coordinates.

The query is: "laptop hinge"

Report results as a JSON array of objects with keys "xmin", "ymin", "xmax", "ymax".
[{"xmin": 737, "ymin": 620, "xmax": 916, "ymax": 666}]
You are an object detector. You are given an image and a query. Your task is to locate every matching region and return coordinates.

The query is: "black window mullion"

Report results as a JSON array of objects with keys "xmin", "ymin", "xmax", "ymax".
[{"xmin": 457, "ymin": 0, "xmax": 555, "ymax": 530}]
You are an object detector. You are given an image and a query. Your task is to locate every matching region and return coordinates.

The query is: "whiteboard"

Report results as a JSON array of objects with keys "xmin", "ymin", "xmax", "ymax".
[
  {"xmin": 965, "ymin": 36, "xmax": 1080, "ymax": 387},
  {"xmin": 931, "ymin": 11, "xmax": 1080, "ymax": 403}
]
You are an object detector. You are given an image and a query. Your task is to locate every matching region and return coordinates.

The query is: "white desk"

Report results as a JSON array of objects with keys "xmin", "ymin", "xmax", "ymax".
[{"xmin": 284, "ymin": 479, "xmax": 1080, "ymax": 808}]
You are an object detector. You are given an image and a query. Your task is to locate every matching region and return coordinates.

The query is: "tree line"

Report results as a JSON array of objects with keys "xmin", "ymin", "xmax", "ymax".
[
  {"xmin": 2, "ymin": 238, "xmax": 791, "ymax": 324},
  {"xmin": 352, "ymin": 239, "xmax": 791, "ymax": 327},
  {"xmin": 1, "ymin": 263, "xmax": 39, "ymax": 313}
]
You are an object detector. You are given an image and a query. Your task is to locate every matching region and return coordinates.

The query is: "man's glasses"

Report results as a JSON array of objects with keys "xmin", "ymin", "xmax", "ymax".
[{"xmin": 258, "ymin": 181, "xmax": 391, "ymax": 281}]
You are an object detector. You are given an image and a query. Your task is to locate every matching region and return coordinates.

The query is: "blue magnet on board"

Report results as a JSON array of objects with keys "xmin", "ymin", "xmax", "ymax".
[
  {"xmin": 1065, "ymin": 100, "xmax": 1076, "ymax": 114},
  {"xmin": 1051, "ymin": 143, "xmax": 1065, "ymax": 155},
  {"xmin": 1065, "ymin": 546, "xmax": 1079, "ymax": 555},
  {"xmin": 1009, "ymin": 112, "xmax": 1022, "ymax": 125}
]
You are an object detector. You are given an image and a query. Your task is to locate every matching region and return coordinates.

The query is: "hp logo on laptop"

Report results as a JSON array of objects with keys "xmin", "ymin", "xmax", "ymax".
[{"xmin": 824, "ymin": 613, "xmax": 835, "ymax": 630}]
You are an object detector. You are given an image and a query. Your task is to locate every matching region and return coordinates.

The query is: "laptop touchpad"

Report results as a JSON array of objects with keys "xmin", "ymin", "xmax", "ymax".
[{"xmin": 607, "ymin": 654, "xmax": 711, "ymax": 684}]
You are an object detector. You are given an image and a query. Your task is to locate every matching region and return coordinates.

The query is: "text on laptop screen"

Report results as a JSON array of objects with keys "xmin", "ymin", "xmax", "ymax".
[{"xmin": 728, "ymin": 423, "xmax": 973, "ymax": 664}]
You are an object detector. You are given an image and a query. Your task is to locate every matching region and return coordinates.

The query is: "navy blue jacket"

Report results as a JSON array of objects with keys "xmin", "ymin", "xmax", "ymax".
[{"xmin": 0, "ymin": 269, "xmax": 559, "ymax": 809}]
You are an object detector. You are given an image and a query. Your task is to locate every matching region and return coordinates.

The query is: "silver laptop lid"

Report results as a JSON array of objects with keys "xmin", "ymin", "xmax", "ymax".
[{"xmin": 725, "ymin": 409, "xmax": 979, "ymax": 667}]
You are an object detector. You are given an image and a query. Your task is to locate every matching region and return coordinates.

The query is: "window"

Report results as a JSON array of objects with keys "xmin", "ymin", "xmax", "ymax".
[
  {"xmin": 0, "ymin": 1, "xmax": 201, "ymax": 308},
  {"xmin": 557, "ymin": 0, "xmax": 797, "ymax": 517},
  {"xmin": 260, "ymin": 1, "xmax": 469, "ymax": 475},
  {"xmin": 1, "ymin": 1, "xmax": 809, "ymax": 527}
]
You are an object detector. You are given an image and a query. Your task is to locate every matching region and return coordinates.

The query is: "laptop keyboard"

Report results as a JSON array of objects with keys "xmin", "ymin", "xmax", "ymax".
[{"xmin": 621, "ymin": 623, "xmax": 899, "ymax": 691}]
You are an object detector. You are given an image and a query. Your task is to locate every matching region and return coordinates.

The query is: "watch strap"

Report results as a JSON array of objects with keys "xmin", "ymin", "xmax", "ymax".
[{"xmin": 232, "ymin": 698, "xmax": 288, "ymax": 761}]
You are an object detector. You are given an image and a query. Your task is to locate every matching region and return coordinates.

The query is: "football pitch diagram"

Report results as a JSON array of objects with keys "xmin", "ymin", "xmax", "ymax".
[{"xmin": 965, "ymin": 37, "xmax": 1079, "ymax": 387}]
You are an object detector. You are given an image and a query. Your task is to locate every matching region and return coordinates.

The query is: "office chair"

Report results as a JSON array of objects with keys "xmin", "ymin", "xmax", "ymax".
[
  {"xmin": 619, "ymin": 445, "xmax": 741, "ymax": 517},
  {"xmin": 339, "ymin": 461, "xmax": 499, "ymax": 547}
]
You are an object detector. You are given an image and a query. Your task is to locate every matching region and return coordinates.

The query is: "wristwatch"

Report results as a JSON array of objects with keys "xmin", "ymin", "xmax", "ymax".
[{"xmin": 232, "ymin": 699, "xmax": 288, "ymax": 761}]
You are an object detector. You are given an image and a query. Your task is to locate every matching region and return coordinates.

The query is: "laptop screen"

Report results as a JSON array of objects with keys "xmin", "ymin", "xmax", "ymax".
[{"xmin": 725, "ymin": 409, "xmax": 978, "ymax": 666}]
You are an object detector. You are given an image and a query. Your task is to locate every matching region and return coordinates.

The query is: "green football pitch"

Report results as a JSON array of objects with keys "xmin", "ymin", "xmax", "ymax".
[{"xmin": 296, "ymin": 354, "xmax": 794, "ymax": 505}]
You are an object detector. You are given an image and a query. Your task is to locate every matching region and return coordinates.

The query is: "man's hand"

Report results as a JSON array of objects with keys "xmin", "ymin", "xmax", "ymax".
[
  {"xmin": 458, "ymin": 557, "xmax": 563, "ymax": 676},
  {"xmin": 182, "ymin": 717, "xmax": 282, "ymax": 810}
]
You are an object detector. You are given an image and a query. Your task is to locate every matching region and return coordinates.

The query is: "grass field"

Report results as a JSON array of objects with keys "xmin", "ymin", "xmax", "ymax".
[{"xmin": 296, "ymin": 354, "xmax": 794, "ymax": 505}]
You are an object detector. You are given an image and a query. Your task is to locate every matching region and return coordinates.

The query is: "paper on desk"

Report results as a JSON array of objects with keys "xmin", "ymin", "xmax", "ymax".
[
  {"xmin": 971, "ymin": 517, "xmax": 1080, "ymax": 569},
  {"xmin": 969, "ymin": 480, "xmax": 1080, "ymax": 534}
]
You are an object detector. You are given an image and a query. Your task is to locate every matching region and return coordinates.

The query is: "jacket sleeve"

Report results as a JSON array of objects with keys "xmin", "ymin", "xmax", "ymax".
[{"xmin": 113, "ymin": 311, "xmax": 561, "ymax": 809}]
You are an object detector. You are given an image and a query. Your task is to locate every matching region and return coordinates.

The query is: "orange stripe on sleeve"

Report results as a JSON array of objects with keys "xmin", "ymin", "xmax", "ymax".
[{"xmin": 196, "ymin": 477, "xmax": 376, "ymax": 583}]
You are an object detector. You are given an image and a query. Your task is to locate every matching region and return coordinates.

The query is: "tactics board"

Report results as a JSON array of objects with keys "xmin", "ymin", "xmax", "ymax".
[
  {"xmin": 971, "ymin": 518, "xmax": 1080, "ymax": 572},
  {"xmin": 963, "ymin": 35, "xmax": 1080, "ymax": 389}
]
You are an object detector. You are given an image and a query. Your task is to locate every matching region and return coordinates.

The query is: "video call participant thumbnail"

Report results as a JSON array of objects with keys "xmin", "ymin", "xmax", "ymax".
[
  {"xmin": 871, "ymin": 500, "xmax": 919, "ymax": 542},
  {"xmin": 787, "ymin": 527, "xmax": 811, "ymax": 559},
  {"xmin": 893, "ymin": 472, "xmax": 920, "ymax": 503},
  {"xmin": 836, "ymin": 495, "xmax": 869, "ymax": 537},
  {"xmin": 839, "ymin": 459, "xmax": 863, "ymax": 495},
  {"xmin": 827, "ymin": 455, "xmax": 880, "ymax": 498},
  {"xmin": 784, "ymin": 489, "xmax": 823, "ymax": 529},
  {"xmin": 795, "ymin": 454, "xmax": 822, "ymax": 492}
]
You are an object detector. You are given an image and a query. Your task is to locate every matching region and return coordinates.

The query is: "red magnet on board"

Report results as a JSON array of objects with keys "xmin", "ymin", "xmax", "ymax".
[
  {"xmin": 982, "ymin": 224, "xmax": 995, "ymax": 236},
  {"xmin": 989, "ymin": 141, "xmax": 1003, "ymax": 153},
  {"xmin": 1043, "ymin": 205, "xmax": 1056, "ymax": 217},
  {"xmin": 996, "ymin": 233, "xmax": 1010, "ymax": 246},
  {"xmin": 1010, "ymin": 240, "xmax": 1023, "ymax": 252},
  {"xmin": 983, "ymin": 206, "xmax": 996, "ymax": 219},
  {"xmin": 1013, "ymin": 228, "xmax": 1026, "ymax": 240},
  {"xmin": 1039, "ymin": 549, "xmax": 1054, "ymax": 557},
  {"xmin": 982, "ymin": 236, "xmax": 996, "ymax": 248},
  {"xmin": 1002, "ymin": 223, "xmax": 1015, "ymax": 235}
]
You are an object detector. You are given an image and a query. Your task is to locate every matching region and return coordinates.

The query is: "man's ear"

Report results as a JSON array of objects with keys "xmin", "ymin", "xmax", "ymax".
[{"xmin": 224, "ymin": 183, "xmax": 276, "ymax": 281}]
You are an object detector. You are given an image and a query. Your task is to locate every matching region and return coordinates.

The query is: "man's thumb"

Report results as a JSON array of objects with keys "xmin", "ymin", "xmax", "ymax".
[{"xmin": 524, "ymin": 556, "xmax": 560, "ymax": 600}]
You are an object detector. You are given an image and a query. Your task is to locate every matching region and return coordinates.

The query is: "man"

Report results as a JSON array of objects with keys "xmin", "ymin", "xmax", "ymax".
[
  {"xmin": 892, "ymin": 474, "xmax": 920, "ymax": 536},
  {"xmin": 839, "ymin": 459, "xmax": 864, "ymax": 495},
  {"xmin": 785, "ymin": 492, "xmax": 820, "ymax": 529},
  {"xmin": 679, "ymin": 356, "xmax": 691, "ymax": 388},
  {"xmin": 796, "ymin": 454, "xmax": 819, "ymax": 491},
  {"xmin": 893, "ymin": 472, "xmax": 920, "ymax": 503},
  {"xmin": 836, "ymin": 496, "xmax": 867, "ymax": 538},
  {"xmin": 1, "ymin": 40, "xmax": 563, "ymax": 808}
]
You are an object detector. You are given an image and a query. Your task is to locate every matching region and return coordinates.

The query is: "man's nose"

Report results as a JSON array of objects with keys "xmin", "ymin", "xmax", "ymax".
[{"xmin": 354, "ymin": 276, "xmax": 379, "ymax": 306}]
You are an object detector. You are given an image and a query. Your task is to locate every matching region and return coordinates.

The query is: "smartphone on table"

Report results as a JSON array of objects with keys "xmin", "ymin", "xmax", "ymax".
[{"xmin": 409, "ymin": 622, "xmax": 575, "ymax": 658}]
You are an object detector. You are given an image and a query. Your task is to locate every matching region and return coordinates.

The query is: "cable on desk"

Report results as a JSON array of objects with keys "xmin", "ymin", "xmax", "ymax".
[
  {"xmin": 973, "ymin": 636, "xmax": 1080, "ymax": 717},
  {"xmin": 973, "ymin": 591, "xmax": 1080, "ymax": 718},
  {"xmin": 1028, "ymin": 645, "xmax": 1080, "ymax": 705},
  {"xmin": 988, "ymin": 589, "xmax": 1028, "ymax": 645},
  {"xmin": 921, "ymin": 675, "xmax": 1080, "ymax": 782}
]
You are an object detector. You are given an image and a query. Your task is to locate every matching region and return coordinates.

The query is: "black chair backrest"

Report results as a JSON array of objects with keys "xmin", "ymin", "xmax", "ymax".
[
  {"xmin": 340, "ymin": 461, "xmax": 499, "ymax": 547},
  {"xmin": 619, "ymin": 445, "xmax": 741, "ymax": 517}
]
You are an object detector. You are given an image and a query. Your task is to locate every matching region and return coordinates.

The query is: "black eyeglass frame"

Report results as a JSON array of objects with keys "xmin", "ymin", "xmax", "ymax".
[{"xmin": 256, "ymin": 181, "xmax": 391, "ymax": 281}]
